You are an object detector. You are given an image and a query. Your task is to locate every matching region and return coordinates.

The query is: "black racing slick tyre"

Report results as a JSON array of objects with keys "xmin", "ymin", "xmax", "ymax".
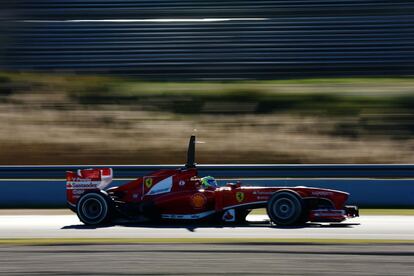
[
  {"xmin": 76, "ymin": 192, "xmax": 112, "ymax": 225},
  {"xmin": 267, "ymin": 190, "xmax": 305, "ymax": 226}
]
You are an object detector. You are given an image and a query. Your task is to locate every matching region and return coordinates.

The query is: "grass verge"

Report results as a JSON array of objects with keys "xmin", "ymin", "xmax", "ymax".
[{"xmin": 250, "ymin": 208, "xmax": 414, "ymax": 216}]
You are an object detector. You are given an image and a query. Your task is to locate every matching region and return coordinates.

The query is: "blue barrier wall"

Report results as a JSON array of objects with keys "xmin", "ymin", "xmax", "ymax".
[
  {"xmin": 0, "ymin": 179, "xmax": 413, "ymax": 208},
  {"xmin": 0, "ymin": 165, "xmax": 413, "ymax": 207}
]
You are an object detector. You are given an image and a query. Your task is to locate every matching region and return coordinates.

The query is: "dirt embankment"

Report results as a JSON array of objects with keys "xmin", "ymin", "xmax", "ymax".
[{"xmin": 1, "ymin": 72, "xmax": 414, "ymax": 165}]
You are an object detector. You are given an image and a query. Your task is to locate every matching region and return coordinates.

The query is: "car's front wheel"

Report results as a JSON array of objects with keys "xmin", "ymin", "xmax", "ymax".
[
  {"xmin": 267, "ymin": 190, "xmax": 305, "ymax": 226},
  {"xmin": 76, "ymin": 192, "xmax": 112, "ymax": 225}
]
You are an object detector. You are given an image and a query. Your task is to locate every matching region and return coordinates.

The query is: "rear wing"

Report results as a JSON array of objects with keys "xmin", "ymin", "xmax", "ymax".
[
  {"xmin": 66, "ymin": 168, "xmax": 113, "ymax": 190},
  {"xmin": 66, "ymin": 168, "xmax": 113, "ymax": 206}
]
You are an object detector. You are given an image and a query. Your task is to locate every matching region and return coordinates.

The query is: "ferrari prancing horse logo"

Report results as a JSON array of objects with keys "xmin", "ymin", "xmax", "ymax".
[
  {"xmin": 144, "ymin": 178, "xmax": 153, "ymax": 189},
  {"xmin": 236, "ymin": 192, "xmax": 245, "ymax": 203}
]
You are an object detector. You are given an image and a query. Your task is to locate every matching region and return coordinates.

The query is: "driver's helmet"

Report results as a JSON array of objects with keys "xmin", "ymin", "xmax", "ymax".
[{"xmin": 200, "ymin": 176, "xmax": 218, "ymax": 189}]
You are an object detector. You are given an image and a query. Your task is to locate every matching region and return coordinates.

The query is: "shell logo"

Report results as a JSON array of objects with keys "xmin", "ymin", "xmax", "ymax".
[{"xmin": 191, "ymin": 193, "xmax": 207, "ymax": 209}]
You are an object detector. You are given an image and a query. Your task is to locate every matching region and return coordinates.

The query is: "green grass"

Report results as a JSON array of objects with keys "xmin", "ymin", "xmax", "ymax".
[{"xmin": 250, "ymin": 208, "xmax": 414, "ymax": 216}]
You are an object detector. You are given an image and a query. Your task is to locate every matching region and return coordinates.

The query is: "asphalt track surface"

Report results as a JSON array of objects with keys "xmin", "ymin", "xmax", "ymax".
[
  {"xmin": 1, "ymin": 243, "xmax": 413, "ymax": 275},
  {"xmin": 1, "ymin": 214, "xmax": 414, "ymax": 275},
  {"xmin": 0, "ymin": 214, "xmax": 413, "ymax": 241}
]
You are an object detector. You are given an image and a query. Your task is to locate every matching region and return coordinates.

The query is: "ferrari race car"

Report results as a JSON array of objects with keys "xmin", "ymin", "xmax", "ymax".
[{"xmin": 66, "ymin": 136, "xmax": 359, "ymax": 226}]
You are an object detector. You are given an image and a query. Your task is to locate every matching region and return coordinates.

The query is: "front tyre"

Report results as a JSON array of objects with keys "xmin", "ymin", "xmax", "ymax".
[
  {"xmin": 267, "ymin": 190, "xmax": 304, "ymax": 226},
  {"xmin": 76, "ymin": 192, "xmax": 112, "ymax": 225}
]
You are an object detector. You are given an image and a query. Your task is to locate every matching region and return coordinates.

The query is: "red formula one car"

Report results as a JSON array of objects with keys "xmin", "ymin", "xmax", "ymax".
[{"xmin": 66, "ymin": 136, "xmax": 358, "ymax": 226}]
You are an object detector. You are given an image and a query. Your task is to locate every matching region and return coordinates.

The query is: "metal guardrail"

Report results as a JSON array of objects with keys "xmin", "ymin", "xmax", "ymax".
[{"xmin": 1, "ymin": 164, "xmax": 414, "ymax": 179}]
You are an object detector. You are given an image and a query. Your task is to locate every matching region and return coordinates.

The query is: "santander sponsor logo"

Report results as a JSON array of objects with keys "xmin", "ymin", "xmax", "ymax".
[{"xmin": 73, "ymin": 177, "xmax": 92, "ymax": 182}]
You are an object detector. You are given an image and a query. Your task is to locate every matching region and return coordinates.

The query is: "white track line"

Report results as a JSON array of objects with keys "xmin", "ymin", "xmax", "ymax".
[{"xmin": 0, "ymin": 215, "xmax": 413, "ymax": 240}]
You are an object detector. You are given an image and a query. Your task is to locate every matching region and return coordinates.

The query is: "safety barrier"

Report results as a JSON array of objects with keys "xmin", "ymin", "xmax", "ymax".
[{"xmin": 0, "ymin": 164, "xmax": 413, "ymax": 207}]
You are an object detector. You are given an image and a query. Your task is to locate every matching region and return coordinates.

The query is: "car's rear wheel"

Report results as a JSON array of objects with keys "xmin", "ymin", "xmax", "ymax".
[
  {"xmin": 76, "ymin": 192, "xmax": 112, "ymax": 225},
  {"xmin": 267, "ymin": 190, "xmax": 304, "ymax": 226}
]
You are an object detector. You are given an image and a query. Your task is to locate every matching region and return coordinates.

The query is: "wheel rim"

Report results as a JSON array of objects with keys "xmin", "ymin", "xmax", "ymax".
[
  {"xmin": 81, "ymin": 198, "xmax": 103, "ymax": 220},
  {"xmin": 273, "ymin": 198, "xmax": 296, "ymax": 220}
]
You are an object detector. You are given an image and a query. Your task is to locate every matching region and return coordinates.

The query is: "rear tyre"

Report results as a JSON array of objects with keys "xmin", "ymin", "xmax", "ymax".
[
  {"xmin": 267, "ymin": 191, "xmax": 304, "ymax": 226},
  {"xmin": 76, "ymin": 192, "xmax": 112, "ymax": 225}
]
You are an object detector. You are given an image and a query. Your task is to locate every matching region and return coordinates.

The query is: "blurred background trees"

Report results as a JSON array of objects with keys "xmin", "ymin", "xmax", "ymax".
[
  {"xmin": 1, "ymin": 73, "xmax": 414, "ymax": 164},
  {"xmin": 1, "ymin": 1, "xmax": 414, "ymax": 164}
]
